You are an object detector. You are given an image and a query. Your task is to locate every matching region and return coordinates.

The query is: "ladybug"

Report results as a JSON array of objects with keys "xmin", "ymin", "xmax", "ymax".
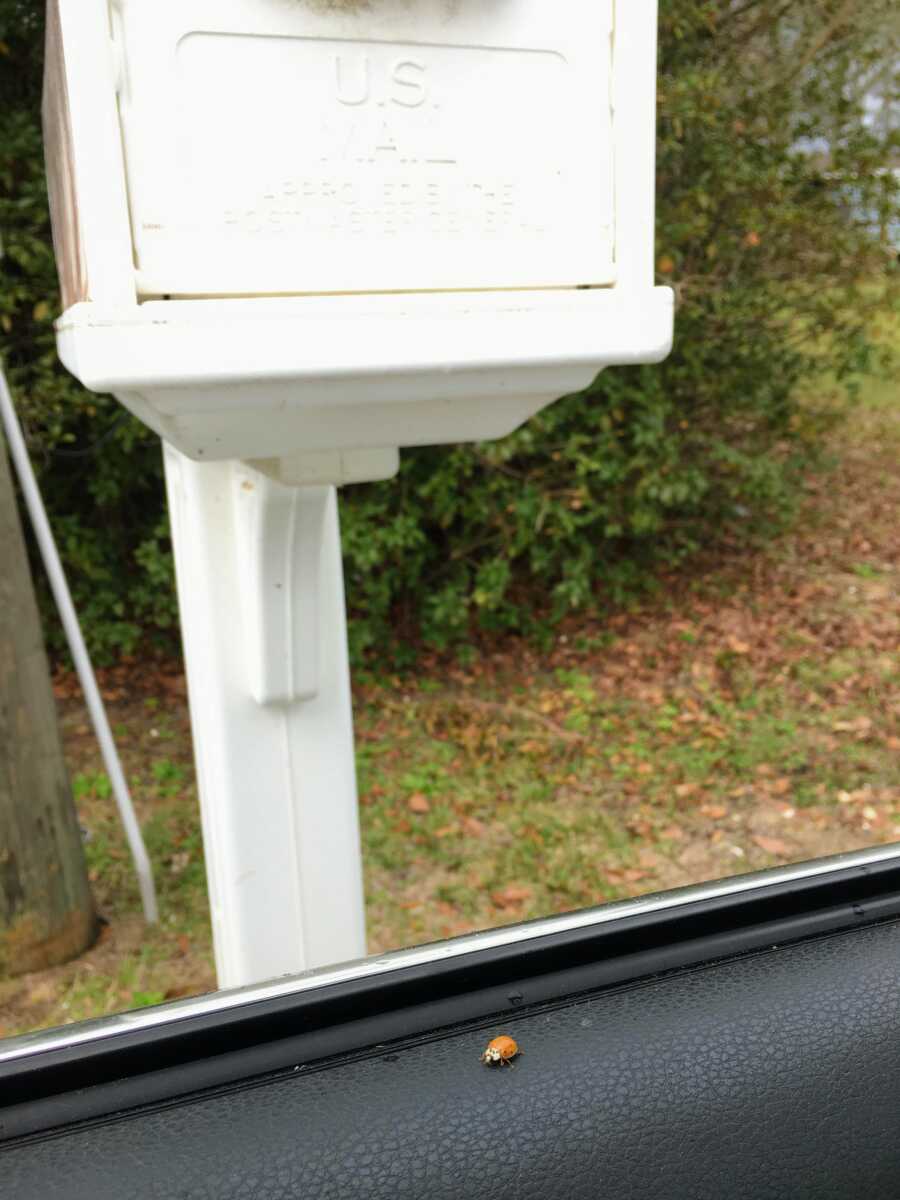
[{"xmin": 481, "ymin": 1035, "xmax": 520, "ymax": 1067}]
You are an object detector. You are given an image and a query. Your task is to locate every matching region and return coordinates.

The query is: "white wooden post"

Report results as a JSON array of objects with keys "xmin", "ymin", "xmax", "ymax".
[{"xmin": 163, "ymin": 447, "xmax": 366, "ymax": 988}]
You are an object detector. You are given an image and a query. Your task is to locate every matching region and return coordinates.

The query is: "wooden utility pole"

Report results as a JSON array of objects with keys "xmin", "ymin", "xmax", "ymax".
[{"xmin": 0, "ymin": 425, "xmax": 96, "ymax": 976}]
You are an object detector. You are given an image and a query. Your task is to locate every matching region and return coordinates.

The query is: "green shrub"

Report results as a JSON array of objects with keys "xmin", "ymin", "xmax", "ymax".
[
  {"xmin": 0, "ymin": 1, "xmax": 897, "ymax": 663},
  {"xmin": 343, "ymin": 1, "xmax": 900, "ymax": 659}
]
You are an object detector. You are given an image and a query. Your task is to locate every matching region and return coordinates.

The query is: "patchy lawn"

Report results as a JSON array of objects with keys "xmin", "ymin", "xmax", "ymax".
[{"xmin": 1, "ymin": 359, "xmax": 898, "ymax": 1038}]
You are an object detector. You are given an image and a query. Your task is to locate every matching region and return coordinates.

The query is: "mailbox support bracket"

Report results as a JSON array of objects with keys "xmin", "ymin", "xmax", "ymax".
[
  {"xmin": 232, "ymin": 465, "xmax": 327, "ymax": 706},
  {"xmin": 163, "ymin": 445, "xmax": 367, "ymax": 988},
  {"xmin": 233, "ymin": 451, "xmax": 399, "ymax": 704}
]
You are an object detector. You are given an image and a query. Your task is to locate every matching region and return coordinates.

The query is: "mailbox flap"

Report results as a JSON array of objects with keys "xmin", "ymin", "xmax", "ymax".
[{"xmin": 111, "ymin": 0, "xmax": 616, "ymax": 299}]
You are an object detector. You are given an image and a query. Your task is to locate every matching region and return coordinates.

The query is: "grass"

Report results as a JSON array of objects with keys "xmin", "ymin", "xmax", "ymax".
[{"xmin": 0, "ymin": 336, "xmax": 897, "ymax": 1037}]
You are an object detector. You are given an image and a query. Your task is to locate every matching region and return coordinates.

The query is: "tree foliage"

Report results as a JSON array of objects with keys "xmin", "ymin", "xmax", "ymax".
[{"xmin": 0, "ymin": 0, "xmax": 897, "ymax": 662}]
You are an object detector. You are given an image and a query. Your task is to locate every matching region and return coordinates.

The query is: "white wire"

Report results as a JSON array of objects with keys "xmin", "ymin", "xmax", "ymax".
[{"xmin": 0, "ymin": 361, "xmax": 158, "ymax": 924}]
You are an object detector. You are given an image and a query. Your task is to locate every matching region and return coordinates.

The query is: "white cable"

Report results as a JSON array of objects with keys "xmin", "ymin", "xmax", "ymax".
[{"xmin": 0, "ymin": 361, "xmax": 158, "ymax": 924}]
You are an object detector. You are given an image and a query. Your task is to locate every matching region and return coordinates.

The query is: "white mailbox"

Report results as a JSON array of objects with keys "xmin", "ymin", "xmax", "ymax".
[
  {"xmin": 45, "ymin": 0, "xmax": 671, "ymax": 482},
  {"xmin": 44, "ymin": 0, "xmax": 673, "ymax": 991}
]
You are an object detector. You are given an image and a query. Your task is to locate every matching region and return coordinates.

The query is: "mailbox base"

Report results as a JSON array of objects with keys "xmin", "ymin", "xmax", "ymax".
[
  {"xmin": 164, "ymin": 446, "xmax": 366, "ymax": 988},
  {"xmin": 57, "ymin": 288, "xmax": 674, "ymax": 477}
]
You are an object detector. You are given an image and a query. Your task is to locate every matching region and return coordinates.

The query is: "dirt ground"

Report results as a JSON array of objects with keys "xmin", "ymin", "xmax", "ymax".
[{"xmin": 1, "ymin": 369, "xmax": 897, "ymax": 1039}]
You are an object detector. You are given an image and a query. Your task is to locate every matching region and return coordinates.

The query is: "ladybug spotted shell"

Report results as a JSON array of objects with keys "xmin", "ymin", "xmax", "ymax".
[{"xmin": 481, "ymin": 1035, "xmax": 519, "ymax": 1066}]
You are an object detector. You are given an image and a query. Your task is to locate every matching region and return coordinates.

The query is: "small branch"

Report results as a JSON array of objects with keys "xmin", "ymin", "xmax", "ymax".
[
  {"xmin": 418, "ymin": 692, "xmax": 588, "ymax": 746},
  {"xmin": 775, "ymin": 0, "xmax": 856, "ymax": 91}
]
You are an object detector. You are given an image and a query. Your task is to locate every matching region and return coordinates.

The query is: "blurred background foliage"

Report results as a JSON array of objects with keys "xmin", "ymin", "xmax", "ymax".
[{"xmin": 0, "ymin": 0, "xmax": 898, "ymax": 664}]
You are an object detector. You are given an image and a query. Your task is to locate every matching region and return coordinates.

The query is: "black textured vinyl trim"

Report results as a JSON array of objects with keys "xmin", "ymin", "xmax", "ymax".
[
  {"xmin": 6, "ymin": 917, "xmax": 900, "ymax": 1198},
  {"xmin": 2, "ymin": 856, "xmax": 900, "ymax": 1143}
]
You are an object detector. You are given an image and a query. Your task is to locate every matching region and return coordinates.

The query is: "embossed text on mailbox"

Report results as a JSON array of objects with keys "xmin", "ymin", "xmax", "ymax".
[{"xmin": 128, "ymin": 27, "xmax": 615, "ymax": 296}]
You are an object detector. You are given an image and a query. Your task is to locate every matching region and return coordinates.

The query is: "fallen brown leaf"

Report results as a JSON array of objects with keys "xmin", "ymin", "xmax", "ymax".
[
  {"xmin": 627, "ymin": 819, "xmax": 654, "ymax": 839},
  {"xmin": 491, "ymin": 884, "xmax": 532, "ymax": 909},
  {"xmin": 461, "ymin": 816, "xmax": 487, "ymax": 837},
  {"xmin": 408, "ymin": 793, "xmax": 430, "ymax": 814},
  {"xmin": 700, "ymin": 804, "xmax": 728, "ymax": 820},
  {"xmin": 752, "ymin": 835, "xmax": 791, "ymax": 857},
  {"xmin": 622, "ymin": 868, "xmax": 649, "ymax": 884},
  {"xmin": 660, "ymin": 825, "xmax": 686, "ymax": 841}
]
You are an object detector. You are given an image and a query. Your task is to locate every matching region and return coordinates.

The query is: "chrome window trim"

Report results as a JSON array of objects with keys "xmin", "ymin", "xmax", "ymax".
[{"xmin": 3, "ymin": 841, "xmax": 899, "ymax": 1066}]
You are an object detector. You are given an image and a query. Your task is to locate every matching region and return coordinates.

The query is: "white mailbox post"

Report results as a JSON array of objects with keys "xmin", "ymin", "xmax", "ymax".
[{"xmin": 43, "ymin": 0, "xmax": 673, "ymax": 988}]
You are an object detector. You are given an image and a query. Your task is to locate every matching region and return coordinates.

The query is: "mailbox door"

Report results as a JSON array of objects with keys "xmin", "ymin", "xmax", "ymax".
[{"xmin": 112, "ymin": 0, "xmax": 616, "ymax": 298}]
